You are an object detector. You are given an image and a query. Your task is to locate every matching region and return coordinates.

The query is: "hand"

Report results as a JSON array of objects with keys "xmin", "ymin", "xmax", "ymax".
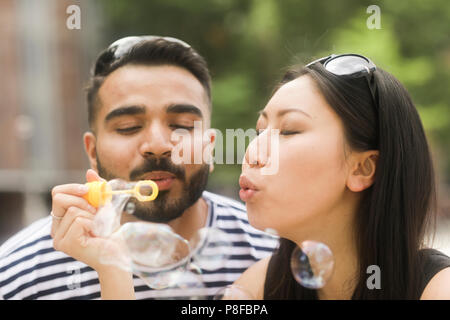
[
  {"xmin": 51, "ymin": 169, "xmax": 110, "ymax": 271},
  {"xmin": 51, "ymin": 169, "xmax": 136, "ymax": 299},
  {"xmin": 50, "ymin": 169, "xmax": 100, "ymax": 236}
]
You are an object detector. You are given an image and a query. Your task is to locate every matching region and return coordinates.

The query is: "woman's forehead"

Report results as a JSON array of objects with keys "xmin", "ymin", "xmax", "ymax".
[{"xmin": 263, "ymin": 76, "xmax": 326, "ymax": 118}]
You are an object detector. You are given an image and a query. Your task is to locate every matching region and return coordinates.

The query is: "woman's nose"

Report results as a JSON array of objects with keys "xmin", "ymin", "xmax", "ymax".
[{"xmin": 244, "ymin": 130, "xmax": 271, "ymax": 168}]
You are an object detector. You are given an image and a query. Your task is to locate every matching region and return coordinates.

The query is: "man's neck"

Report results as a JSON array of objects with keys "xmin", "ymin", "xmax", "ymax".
[{"xmin": 167, "ymin": 197, "xmax": 209, "ymax": 241}]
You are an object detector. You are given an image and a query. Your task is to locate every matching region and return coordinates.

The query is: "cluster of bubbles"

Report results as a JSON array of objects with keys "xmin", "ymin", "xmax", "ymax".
[
  {"xmin": 90, "ymin": 180, "xmax": 257, "ymax": 299},
  {"xmin": 92, "ymin": 179, "xmax": 335, "ymax": 297}
]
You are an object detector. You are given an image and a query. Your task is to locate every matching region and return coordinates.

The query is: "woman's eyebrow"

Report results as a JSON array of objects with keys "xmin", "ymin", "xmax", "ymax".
[{"xmin": 258, "ymin": 107, "xmax": 312, "ymax": 119}]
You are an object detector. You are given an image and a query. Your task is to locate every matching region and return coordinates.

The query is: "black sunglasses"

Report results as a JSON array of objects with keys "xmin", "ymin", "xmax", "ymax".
[
  {"xmin": 306, "ymin": 54, "xmax": 378, "ymax": 108},
  {"xmin": 94, "ymin": 35, "xmax": 192, "ymax": 76}
]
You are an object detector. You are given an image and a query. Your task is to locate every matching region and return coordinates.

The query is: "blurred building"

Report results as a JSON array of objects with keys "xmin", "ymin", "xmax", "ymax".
[{"xmin": 0, "ymin": 0, "xmax": 101, "ymax": 244}]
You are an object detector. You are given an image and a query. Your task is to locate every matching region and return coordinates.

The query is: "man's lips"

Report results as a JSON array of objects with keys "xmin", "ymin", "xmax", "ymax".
[
  {"xmin": 239, "ymin": 175, "xmax": 259, "ymax": 202},
  {"xmin": 141, "ymin": 171, "xmax": 177, "ymax": 191}
]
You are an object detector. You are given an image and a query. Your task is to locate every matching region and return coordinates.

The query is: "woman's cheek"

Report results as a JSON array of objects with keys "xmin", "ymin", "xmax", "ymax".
[{"xmin": 272, "ymin": 141, "xmax": 324, "ymax": 213}]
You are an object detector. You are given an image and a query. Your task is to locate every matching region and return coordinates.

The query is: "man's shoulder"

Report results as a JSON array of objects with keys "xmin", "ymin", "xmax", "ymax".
[
  {"xmin": 0, "ymin": 216, "xmax": 100, "ymax": 300},
  {"xmin": 202, "ymin": 190, "xmax": 246, "ymax": 216},
  {"xmin": 0, "ymin": 216, "xmax": 53, "ymax": 259}
]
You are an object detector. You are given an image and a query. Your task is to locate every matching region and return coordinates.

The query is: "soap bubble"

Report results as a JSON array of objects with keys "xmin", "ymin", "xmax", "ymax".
[
  {"xmin": 290, "ymin": 240, "xmax": 334, "ymax": 289},
  {"xmin": 98, "ymin": 228, "xmax": 133, "ymax": 272},
  {"xmin": 121, "ymin": 222, "xmax": 191, "ymax": 269},
  {"xmin": 213, "ymin": 284, "xmax": 255, "ymax": 300},
  {"xmin": 120, "ymin": 222, "xmax": 191, "ymax": 289},
  {"xmin": 92, "ymin": 178, "xmax": 150, "ymax": 237},
  {"xmin": 124, "ymin": 200, "xmax": 136, "ymax": 215},
  {"xmin": 93, "ymin": 191, "xmax": 130, "ymax": 237},
  {"xmin": 93, "ymin": 179, "xmax": 240, "ymax": 291},
  {"xmin": 134, "ymin": 263, "xmax": 187, "ymax": 290},
  {"xmin": 174, "ymin": 270, "xmax": 205, "ymax": 291},
  {"xmin": 188, "ymin": 262, "xmax": 203, "ymax": 275},
  {"xmin": 99, "ymin": 221, "xmax": 192, "ymax": 289},
  {"xmin": 188, "ymin": 227, "xmax": 232, "ymax": 271},
  {"xmin": 162, "ymin": 270, "xmax": 207, "ymax": 300}
]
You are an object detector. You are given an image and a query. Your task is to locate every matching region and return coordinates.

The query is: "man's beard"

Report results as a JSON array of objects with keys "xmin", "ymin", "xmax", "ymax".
[{"xmin": 96, "ymin": 155, "xmax": 209, "ymax": 223}]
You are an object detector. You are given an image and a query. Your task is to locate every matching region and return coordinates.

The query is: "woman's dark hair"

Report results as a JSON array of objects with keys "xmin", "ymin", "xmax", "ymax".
[{"xmin": 264, "ymin": 61, "xmax": 437, "ymax": 299}]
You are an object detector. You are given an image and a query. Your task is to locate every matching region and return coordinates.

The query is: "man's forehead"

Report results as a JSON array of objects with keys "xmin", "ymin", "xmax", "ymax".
[{"xmin": 97, "ymin": 64, "xmax": 210, "ymax": 117}]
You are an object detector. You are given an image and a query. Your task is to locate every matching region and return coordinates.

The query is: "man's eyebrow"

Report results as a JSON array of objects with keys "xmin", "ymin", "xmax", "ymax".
[
  {"xmin": 166, "ymin": 104, "xmax": 203, "ymax": 118},
  {"xmin": 258, "ymin": 107, "xmax": 312, "ymax": 119},
  {"xmin": 104, "ymin": 105, "xmax": 146, "ymax": 123}
]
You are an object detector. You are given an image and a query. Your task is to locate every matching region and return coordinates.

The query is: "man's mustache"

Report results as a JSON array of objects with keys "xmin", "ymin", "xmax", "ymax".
[{"xmin": 129, "ymin": 157, "xmax": 186, "ymax": 181}]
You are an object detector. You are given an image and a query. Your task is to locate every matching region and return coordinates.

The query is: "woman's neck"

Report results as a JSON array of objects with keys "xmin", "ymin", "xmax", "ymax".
[
  {"xmin": 316, "ymin": 231, "xmax": 359, "ymax": 300},
  {"xmin": 291, "ymin": 192, "xmax": 360, "ymax": 299}
]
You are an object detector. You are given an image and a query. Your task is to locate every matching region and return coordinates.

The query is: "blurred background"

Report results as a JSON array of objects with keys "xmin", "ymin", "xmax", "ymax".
[{"xmin": 0, "ymin": 0, "xmax": 449, "ymax": 253}]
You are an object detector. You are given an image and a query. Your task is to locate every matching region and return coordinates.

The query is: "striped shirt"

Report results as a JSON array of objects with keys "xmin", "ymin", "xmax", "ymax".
[{"xmin": 0, "ymin": 191, "xmax": 278, "ymax": 300}]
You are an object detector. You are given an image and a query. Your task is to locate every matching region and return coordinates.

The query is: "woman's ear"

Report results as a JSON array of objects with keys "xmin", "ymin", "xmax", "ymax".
[
  {"xmin": 346, "ymin": 150, "xmax": 379, "ymax": 192},
  {"xmin": 83, "ymin": 131, "xmax": 98, "ymax": 172}
]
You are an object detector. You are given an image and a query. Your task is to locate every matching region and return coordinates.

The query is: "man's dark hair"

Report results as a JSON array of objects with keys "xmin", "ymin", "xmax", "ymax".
[{"xmin": 85, "ymin": 37, "xmax": 212, "ymax": 129}]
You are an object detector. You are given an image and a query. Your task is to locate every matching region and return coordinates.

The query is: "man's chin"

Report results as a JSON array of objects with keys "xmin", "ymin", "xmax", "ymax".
[{"xmin": 130, "ymin": 193, "xmax": 185, "ymax": 223}]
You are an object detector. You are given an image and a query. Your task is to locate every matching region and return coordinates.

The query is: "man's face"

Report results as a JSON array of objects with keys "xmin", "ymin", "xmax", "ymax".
[{"xmin": 84, "ymin": 64, "xmax": 213, "ymax": 222}]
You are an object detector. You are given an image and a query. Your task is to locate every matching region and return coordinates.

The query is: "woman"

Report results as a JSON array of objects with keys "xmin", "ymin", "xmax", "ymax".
[{"xmin": 234, "ymin": 53, "xmax": 450, "ymax": 299}]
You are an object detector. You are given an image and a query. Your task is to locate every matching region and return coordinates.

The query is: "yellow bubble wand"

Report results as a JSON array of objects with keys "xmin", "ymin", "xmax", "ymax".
[{"xmin": 83, "ymin": 180, "xmax": 159, "ymax": 208}]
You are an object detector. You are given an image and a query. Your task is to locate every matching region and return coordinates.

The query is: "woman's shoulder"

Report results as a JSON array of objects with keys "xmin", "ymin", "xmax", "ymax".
[
  {"xmin": 232, "ymin": 256, "xmax": 272, "ymax": 299},
  {"xmin": 419, "ymin": 248, "xmax": 450, "ymax": 299}
]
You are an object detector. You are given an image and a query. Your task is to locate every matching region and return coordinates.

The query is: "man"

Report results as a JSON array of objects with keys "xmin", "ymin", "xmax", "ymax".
[{"xmin": 0, "ymin": 36, "xmax": 277, "ymax": 299}]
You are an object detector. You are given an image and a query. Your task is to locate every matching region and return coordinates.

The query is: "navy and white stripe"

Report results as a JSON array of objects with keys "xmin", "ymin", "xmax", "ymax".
[{"xmin": 0, "ymin": 191, "xmax": 278, "ymax": 299}]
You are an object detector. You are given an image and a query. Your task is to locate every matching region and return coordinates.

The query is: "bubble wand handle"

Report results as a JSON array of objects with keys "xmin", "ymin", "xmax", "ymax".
[{"xmin": 83, "ymin": 180, "xmax": 159, "ymax": 208}]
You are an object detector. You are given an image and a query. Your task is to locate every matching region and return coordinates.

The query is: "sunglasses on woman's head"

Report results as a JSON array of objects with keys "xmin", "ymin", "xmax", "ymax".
[{"xmin": 306, "ymin": 54, "xmax": 378, "ymax": 109}]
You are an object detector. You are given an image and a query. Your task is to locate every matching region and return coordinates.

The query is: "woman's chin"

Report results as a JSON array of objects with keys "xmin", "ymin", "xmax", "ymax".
[{"xmin": 246, "ymin": 207, "xmax": 271, "ymax": 232}]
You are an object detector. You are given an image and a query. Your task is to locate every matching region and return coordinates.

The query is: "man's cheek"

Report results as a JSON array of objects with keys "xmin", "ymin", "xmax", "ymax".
[
  {"xmin": 181, "ymin": 165, "xmax": 199, "ymax": 184},
  {"xmin": 96, "ymin": 150, "xmax": 132, "ymax": 178},
  {"xmin": 171, "ymin": 133, "xmax": 200, "ymax": 165}
]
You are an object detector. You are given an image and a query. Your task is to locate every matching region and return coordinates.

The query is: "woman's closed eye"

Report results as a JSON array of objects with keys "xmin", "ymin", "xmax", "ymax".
[
  {"xmin": 280, "ymin": 130, "xmax": 301, "ymax": 135},
  {"xmin": 256, "ymin": 128, "xmax": 301, "ymax": 136}
]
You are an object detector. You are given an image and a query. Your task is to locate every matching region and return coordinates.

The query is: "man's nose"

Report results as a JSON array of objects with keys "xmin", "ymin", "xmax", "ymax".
[{"xmin": 139, "ymin": 122, "xmax": 173, "ymax": 158}]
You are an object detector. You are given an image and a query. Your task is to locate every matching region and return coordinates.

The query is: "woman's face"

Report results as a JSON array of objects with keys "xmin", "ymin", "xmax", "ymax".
[{"xmin": 240, "ymin": 75, "xmax": 353, "ymax": 239}]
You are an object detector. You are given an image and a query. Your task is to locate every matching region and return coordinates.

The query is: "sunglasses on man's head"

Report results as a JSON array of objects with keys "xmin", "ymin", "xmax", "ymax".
[
  {"xmin": 94, "ymin": 35, "xmax": 192, "ymax": 76},
  {"xmin": 306, "ymin": 54, "xmax": 378, "ymax": 109}
]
